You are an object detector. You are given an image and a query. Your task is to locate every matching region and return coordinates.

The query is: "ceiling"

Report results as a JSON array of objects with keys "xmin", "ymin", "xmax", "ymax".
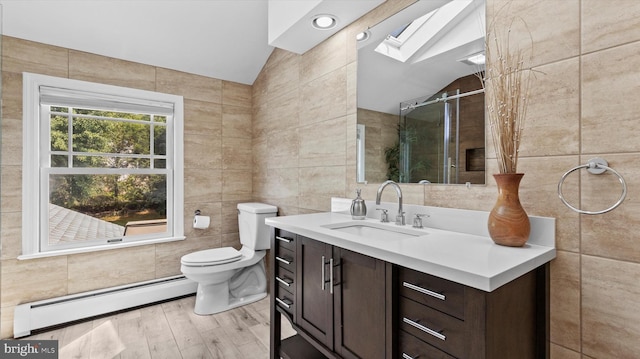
[
  {"xmin": 357, "ymin": 0, "xmax": 485, "ymax": 115},
  {"xmin": 0, "ymin": 0, "xmax": 384, "ymax": 85}
]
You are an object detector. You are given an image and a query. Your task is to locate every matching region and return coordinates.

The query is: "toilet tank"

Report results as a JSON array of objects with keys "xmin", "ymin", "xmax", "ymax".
[{"xmin": 237, "ymin": 203, "xmax": 278, "ymax": 250}]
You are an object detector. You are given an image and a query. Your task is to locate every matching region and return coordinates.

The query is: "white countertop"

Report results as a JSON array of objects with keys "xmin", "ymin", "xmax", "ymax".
[{"xmin": 266, "ymin": 211, "xmax": 556, "ymax": 292}]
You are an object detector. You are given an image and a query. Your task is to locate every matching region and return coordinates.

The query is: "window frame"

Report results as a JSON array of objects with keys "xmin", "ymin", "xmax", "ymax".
[{"xmin": 21, "ymin": 73, "xmax": 185, "ymax": 259}]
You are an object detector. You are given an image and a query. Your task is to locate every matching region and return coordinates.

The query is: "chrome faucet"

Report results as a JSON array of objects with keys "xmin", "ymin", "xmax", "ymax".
[{"xmin": 376, "ymin": 180, "xmax": 405, "ymax": 225}]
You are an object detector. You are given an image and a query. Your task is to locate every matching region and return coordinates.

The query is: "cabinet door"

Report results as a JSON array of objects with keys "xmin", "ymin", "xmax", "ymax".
[
  {"xmin": 334, "ymin": 247, "xmax": 386, "ymax": 359},
  {"xmin": 296, "ymin": 236, "xmax": 334, "ymax": 349}
]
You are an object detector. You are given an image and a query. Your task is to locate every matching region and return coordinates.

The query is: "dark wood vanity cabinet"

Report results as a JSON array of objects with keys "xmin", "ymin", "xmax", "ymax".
[
  {"xmin": 397, "ymin": 266, "xmax": 547, "ymax": 359},
  {"xmin": 271, "ymin": 229, "xmax": 390, "ymax": 359},
  {"xmin": 270, "ymin": 227, "xmax": 549, "ymax": 359},
  {"xmin": 296, "ymin": 235, "xmax": 389, "ymax": 359}
]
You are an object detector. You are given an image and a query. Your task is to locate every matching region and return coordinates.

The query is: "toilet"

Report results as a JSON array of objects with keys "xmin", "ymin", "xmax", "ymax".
[{"xmin": 180, "ymin": 202, "xmax": 278, "ymax": 315}]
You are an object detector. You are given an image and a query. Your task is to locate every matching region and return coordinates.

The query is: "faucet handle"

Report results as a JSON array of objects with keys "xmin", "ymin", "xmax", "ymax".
[
  {"xmin": 376, "ymin": 208, "xmax": 389, "ymax": 223},
  {"xmin": 413, "ymin": 213, "xmax": 429, "ymax": 229}
]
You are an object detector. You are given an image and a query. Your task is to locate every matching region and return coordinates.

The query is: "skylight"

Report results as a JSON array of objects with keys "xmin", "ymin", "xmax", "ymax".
[{"xmin": 374, "ymin": 0, "xmax": 478, "ymax": 63}]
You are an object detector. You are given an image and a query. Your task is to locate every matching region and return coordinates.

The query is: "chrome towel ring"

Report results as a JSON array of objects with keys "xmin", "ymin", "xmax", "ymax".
[{"xmin": 557, "ymin": 157, "xmax": 627, "ymax": 215}]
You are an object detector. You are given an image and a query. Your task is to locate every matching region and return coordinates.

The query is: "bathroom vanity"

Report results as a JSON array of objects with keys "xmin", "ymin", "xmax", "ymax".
[{"xmin": 266, "ymin": 205, "xmax": 555, "ymax": 359}]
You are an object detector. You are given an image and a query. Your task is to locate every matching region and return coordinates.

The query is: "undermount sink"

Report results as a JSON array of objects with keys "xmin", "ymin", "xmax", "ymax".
[{"xmin": 322, "ymin": 221, "xmax": 427, "ymax": 241}]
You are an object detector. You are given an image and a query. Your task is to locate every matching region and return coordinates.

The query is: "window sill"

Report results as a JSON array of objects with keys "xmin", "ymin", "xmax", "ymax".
[{"xmin": 18, "ymin": 236, "xmax": 186, "ymax": 260}]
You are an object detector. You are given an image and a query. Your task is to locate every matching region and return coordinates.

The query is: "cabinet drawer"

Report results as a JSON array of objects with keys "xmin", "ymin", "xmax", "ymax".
[
  {"xmin": 275, "ymin": 288, "xmax": 295, "ymax": 317},
  {"xmin": 275, "ymin": 229, "xmax": 296, "ymax": 252},
  {"xmin": 276, "ymin": 265, "xmax": 295, "ymax": 297},
  {"xmin": 399, "ymin": 267, "xmax": 465, "ymax": 320},
  {"xmin": 399, "ymin": 297, "xmax": 465, "ymax": 358},
  {"xmin": 276, "ymin": 247, "xmax": 296, "ymax": 273},
  {"xmin": 399, "ymin": 330, "xmax": 456, "ymax": 359}
]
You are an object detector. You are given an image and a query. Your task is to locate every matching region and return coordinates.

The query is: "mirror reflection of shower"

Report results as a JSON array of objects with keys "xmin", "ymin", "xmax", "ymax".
[{"xmin": 399, "ymin": 86, "xmax": 485, "ymax": 184}]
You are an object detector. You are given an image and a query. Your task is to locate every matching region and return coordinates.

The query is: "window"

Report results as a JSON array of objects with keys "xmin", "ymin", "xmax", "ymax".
[{"xmin": 22, "ymin": 73, "xmax": 184, "ymax": 258}]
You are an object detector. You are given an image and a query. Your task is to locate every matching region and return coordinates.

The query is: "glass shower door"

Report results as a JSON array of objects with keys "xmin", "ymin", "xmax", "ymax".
[{"xmin": 400, "ymin": 90, "xmax": 459, "ymax": 183}]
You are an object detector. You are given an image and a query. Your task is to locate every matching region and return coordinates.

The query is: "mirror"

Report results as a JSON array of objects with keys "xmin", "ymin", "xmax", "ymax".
[{"xmin": 356, "ymin": 0, "xmax": 486, "ymax": 184}]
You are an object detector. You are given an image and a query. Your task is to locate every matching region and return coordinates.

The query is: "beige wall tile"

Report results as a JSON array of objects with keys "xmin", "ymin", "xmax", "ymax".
[
  {"xmin": 488, "ymin": 0, "xmax": 580, "ymax": 68},
  {"xmin": 582, "ymin": 0, "xmax": 640, "ymax": 53},
  {"xmin": 221, "ymin": 233, "xmax": 241, "ymax": 250},
  {"xmin": 301, "ymin": 31, "xmax": 347, "ymax": 85},
  {"xmin": 263, "ymin": 49, "xmax": 300, "ymax": 103},
  {"xmin": 69, "ymin": 50, "xmax": 155, "ymax": 91},
  {"xmin": 0, "ymin": 212, "xmax": 21, "ymax": 260},
  {"xmin": 184, "ymin": 168, "xmax": 222, "ymax": 204},
  {"xmin": 264, "ymin": 89, "xmax": 300, "ymax": 136},
  {"xmin": 1, "ymin": 71, "xmax": 23, "ymax": 120},
  {"xmin": 221, "ymin": 201, "xmax": 242, "ymax": 235},
  {"xmin": 67, "ymin": 246, "xmax": 155, "ymax": 293},
  {"xmin": 520, "ymin": 58, "xmax": 580, "ymax": 157},
  {"xmin": 222, "ymin": 170, "xmax": 253, "ymax": 202},
  {"xmin": 549, "ymin": 251, "xmax": 581, "ymax": 351},
  {"xmin": 184, "ymin": 134, "xmax": 222, "ymax": 170},
  {"xmin": 1, "ymin": 116, "xmax": 22, "ymax": 167},
  {"xmin": 581, "ymin": 154, "xmax": 640, "ymax": 262},
  {"xmin": 1, "ymin": 305, "xmax": 17, "ymax": 339},
  {"xmin": 156, "ymin": 67, "xmax": 222, "ymax": 103},
  {"xmin": 346, "ymin": 61, "xmax": 357, "ymax": 115},
  {"xmin": 2, "ymin": 36, "xmax": 68, "ymax": 78},
  {"xmin": 300, "ymin": 68, "xmax": 347, "ymax": 126},
  {"xmin": 260, "ymin": 171, "xmax": 299, "ymax": 200},
  {"xmin": 222, "ymin": 137, "xmax": 252, "ymax": 170},
  {"xmin": 222, "ymin": 81, "xmax": 252, "ymax": 108},
  {"xmin": 222, "ymin": 105, "xmax": 252, "ymax": 139},
  {"xmin": 582, "ymin": 255, "xmax": 640, "ymax": 358},
  {"xmin": 1, "ymin": 257, "xmax": 68, "ymax": 306},
  {"xmin": 183, "ymin": 99, "xmax": 223, "ymax": 138},
  {"xmin": 550, "ymin": 343, "xmax": 581, "ymax": 359},
  {"xmin": 299, "ymin": 117, "xmax": 347, "ymax": 167},
  {"xmin": 298, "ymin": 166, "xmax": 347, "ymax": 211},
  {"xmin": 264, "ymin": 128, "xmax": 299, "ymax": 170},
  {"xmin": 582, "ymin": 41, "xmax": 640, "ymax": 154},
  {"xmin": 0, "ymin": 166, "xmax": 21, "ymax": 213}
]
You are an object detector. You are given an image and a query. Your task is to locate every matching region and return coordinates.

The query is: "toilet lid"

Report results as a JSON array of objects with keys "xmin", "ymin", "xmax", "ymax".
[{"xmin": 181, "ymin": 247, "xmax": 243, "ymax": 266}]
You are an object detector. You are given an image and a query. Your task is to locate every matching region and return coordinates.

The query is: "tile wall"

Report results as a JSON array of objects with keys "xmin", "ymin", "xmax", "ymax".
[
  {"xmin": 1, "ymin": 0, "xmax": 639, "ymax": 356},
  {"xmin": 0, "ymin": 36, "xmax": 253, "ymax": 338},
  {"xmin": 252, "ymin": 0, "xmax": 640, "ymax": 357}
]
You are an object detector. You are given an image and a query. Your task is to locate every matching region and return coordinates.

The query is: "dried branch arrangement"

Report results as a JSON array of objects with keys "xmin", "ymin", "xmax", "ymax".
[{"xmin": 480, "ymin": 14, "xmax": 533, "ymax": 174}]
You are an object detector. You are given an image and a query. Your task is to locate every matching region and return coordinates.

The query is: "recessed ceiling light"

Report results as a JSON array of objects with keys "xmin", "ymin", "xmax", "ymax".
[
  {"xmin": 312, "ymin": 15, "xmax": 337, "ymax": 30},
  {"xmin": 356, "ymin": 30, "xmax": 370, "ymax": 42}
]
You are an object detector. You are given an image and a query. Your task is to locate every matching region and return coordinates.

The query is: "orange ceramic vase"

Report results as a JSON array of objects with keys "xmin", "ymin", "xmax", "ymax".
[{"xmin": 488, "ymin": 173, "xmax": 531, "ymax": 247}]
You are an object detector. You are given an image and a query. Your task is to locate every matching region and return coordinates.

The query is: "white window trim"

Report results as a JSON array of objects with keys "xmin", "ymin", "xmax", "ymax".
[{"xmin": 20, "ymin": 73, "xmax": 185, "ymax": 259}]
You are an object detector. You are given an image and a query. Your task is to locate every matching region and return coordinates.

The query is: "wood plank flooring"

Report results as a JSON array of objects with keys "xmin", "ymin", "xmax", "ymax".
[{"xmin": 24, "ymin": 295, "xmax": 295, "ymax": 359}]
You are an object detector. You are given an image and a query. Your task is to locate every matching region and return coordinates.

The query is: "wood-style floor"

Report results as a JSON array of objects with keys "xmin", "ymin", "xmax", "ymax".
[{"xmin": 24, "ymin": 295, "xmax": 295, "ymax": 359}]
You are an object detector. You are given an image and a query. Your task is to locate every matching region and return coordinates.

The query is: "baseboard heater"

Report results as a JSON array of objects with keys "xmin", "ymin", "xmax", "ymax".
[{"xmin": 13, "ymin": 275, "xmax": 197, "ymax": 338}]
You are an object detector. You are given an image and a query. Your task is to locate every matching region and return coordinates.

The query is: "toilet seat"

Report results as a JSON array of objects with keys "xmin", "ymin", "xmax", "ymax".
[{"xmin": 181, "ymin": 247, "xmax": 242, "ymax": 266}]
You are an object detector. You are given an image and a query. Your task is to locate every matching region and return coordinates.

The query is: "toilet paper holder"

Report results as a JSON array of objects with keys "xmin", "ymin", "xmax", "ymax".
[{"xmin": 193, "ymin": 209, "xmax": 210, "ymax": 229}]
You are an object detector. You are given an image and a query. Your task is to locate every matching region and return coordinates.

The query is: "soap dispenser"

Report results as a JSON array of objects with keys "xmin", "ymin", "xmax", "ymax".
[{"xmin": 350, "ymin": 189, "xmax": 367, "ymax": 220}]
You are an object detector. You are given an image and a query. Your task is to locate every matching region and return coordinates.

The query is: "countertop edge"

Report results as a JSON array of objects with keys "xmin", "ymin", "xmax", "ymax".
[{"xmin": 266, "ymin": 212, "xmax": 556, "ymax": 292}]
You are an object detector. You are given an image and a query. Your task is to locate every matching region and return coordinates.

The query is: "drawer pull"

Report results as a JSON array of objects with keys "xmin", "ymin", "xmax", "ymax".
[
  {"xmin": 276, "ymin": 256, "xmax": 292, "ymax": 265},
  {"xmin": 276, "ymin": 236, "xmax": 293, "ymax": 243},
  {"xmin": 403, "ymin": 281, "xmax": 446, "ymax": 301},
  {"xmin": 402, "ymin": 353, "xmax": 418, "ymax": 359},
  {"xmin": 276, "ymin": 276, "xmax": 293, "ymax": 287},
  {"xmin": 403, "ymin": 317, "xmax": 446, "ymax": 341},
  {"xmin": 276, "ymin": 297, "xmax": 293, "ymax": 309}
]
